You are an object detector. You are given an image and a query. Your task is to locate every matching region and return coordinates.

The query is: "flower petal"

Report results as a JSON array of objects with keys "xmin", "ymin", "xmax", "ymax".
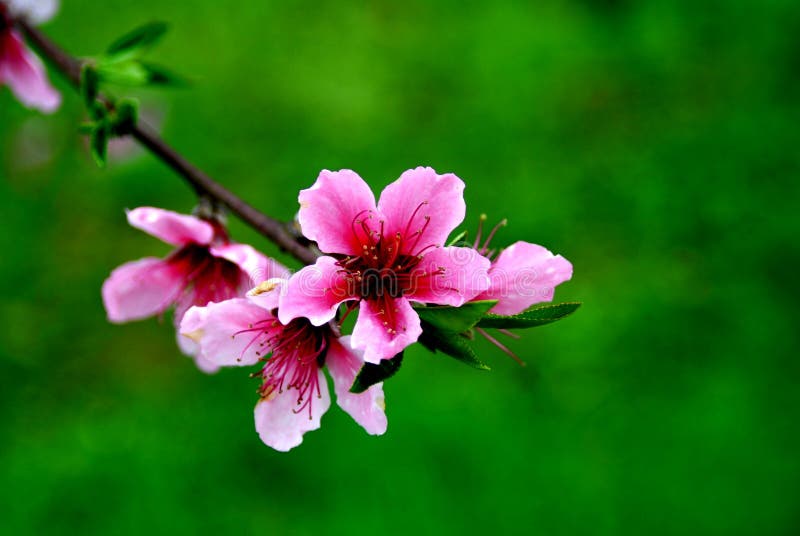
[
  {"xmin": 254, "ymin": 370, "xmax": 330, "ymax": 452},
  {"xmin": 477, "ymin": 241, "xmax": 573, "ymax": 315},
  {"xmin": 377, "ymin": 167, "xmax": 466, "ymax": 254},
  {"xmin": 245, "ymin": 278, "xmax": 287, "ymax": 311},
  {"xmin": 174, "ymin": 328, "xmax": 220, "ymax": 373},
  {"xmin": 126, "ymin": 207, "xmax": 214, "ymax": 247},
  {"xmin": 278, "ymin": 256, "xmax": 357, "ymax": 326},
  {"xmin": 102, "ymin": 257, "xmax": 183, "ymax": 323},
  {"xmin": 6, "ymin": 0, "xmax": 60, "ymax": 24},
  {"xmin": 209, "ymin": 243, "xmax": 289, "ymax": 284},
  {"xmin": 0, "ymin": 32, "xmax": 61, "ymax": 113},
  {"xmin": 406, "ymin": 246, "xmax": 491, "ymax": 306},
  {"xmin": 351, "ymin": 296, "xmax": 422, "ymax": 364},
  {"xmin": 179, "ymin": 299, "xmax": 279, "ymax": 367},
  {"xmin": 327, "ymin": 336, "xmax": 387, "ymax": 435},
  {"xmin": 297, "ymin": 169, "xmax": 380, "ymax": 255}
]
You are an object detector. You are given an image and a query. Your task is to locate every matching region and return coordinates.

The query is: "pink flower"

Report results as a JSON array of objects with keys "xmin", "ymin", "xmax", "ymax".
[
  {"xmin": 470, "ymin": 218, "xmax": 573, "ymax": 316},
  {"xmin": 279, "ymin": 167, "xmax": 491, "ymax": 363},
  {"xmin": 102, "ymin": 206, "xmax": 287, "ymax": 372},
  {"xmin": 466, "ymin": 217, "xmax": 573, "ymax": 364},
  {"xmin": 180, "ymin": 280, "xmax": 387, "ymax": 452},
  {"xmin": 0, "ymin": 1, "xmax": 61, "ymax": 113}
]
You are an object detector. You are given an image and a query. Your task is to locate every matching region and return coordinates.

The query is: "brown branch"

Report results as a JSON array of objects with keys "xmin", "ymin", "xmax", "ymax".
[{"xmin": 17, "ymin": 20, "xmax": 319, "ymax": 266}]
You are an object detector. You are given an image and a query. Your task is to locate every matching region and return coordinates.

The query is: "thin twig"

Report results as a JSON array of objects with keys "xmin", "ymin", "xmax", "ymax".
[{"xmin": 17, "ymin": 19, "xmax": 319, "ymax": 266}]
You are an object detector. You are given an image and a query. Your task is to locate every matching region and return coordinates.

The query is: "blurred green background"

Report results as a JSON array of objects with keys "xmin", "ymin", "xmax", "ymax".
[{"xmin": 1, "ymin": 0, "xmax": 798, "ymax": 534}]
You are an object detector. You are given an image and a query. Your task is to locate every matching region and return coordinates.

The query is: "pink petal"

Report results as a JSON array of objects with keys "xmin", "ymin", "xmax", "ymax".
[
  {"xmin": 277, "ymin": 256, "xmax": 357, "ymax": 326},
  {"xmin": 254, "ymin": 369, "xmax": 331, "ymax": 452},
  {"xmin": 246, "ymin": 278, "xmax": 287, "ymax": 311},
  {"xmin": 377, "ymin": 167, "xmax": 466, "ymax": 255},
  {"xmin": 327, "ymin": 336, "xmax": 387, "ymax": 435},
  {"xmin": 209, "ymin": 243, "xmax": 290, "ymax": 284},
  {"xmin": 351, "ymin": 296, "xmax": 422, "ymax": 364},
  {"xmin": 406, "ymin": 246, "xmax": 491, "ymax": 306},
  {"xmin": 179, "ymin": 299, "xmax": 279, "ymax": 367},
  {"xmin": 126, "ymin": 207, "xmax": 214, "ymax": 247},
  {"xmin": 477, "ymin": 241, "xmax": 573, "ymax": 315},
  {"xmin": 297, "ymin": 169, "xmax": 380, "ymax": 255},
  {"xmin": 174, "ymin": 328, "xmax": 220, "ymax": 373},
  {"xmin": 101, "ymin": 257, "xmax": 183, "ymax": 323},
  {"xmin": 0, "ymin": 32, "xmax": 61, "ymax": 113}
]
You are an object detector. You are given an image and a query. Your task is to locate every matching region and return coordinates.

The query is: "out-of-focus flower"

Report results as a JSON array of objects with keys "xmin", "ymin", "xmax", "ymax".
[
  {"xmin": 0, "ymin": 0, "xmax": 61, "ymax": 113},
  {"xmin": 102, "ymin": 206, "xmax": 287, "ymax": 372},
  {"xmin": 3, "ymin": 0, "xmax": 59, "ymax": 25},
  {"xmin": 181, "ymin": 279, "xmax": 387, "ymax": 451},
  {"xmin": 279, "ymin": 167, "xmax": 490, "ymax": 364}
]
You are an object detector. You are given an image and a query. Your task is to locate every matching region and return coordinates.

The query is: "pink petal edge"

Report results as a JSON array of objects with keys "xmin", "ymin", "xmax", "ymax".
[
  {"xmin": 254, "ymin": 369, "xmax": 331, "ymax": 452},
  {"xmin": 126, "ymin": 207, "xmax": 214, "ymax": 247},
  {"xmin": 327, "ymin": 336, "xmax": 387, "ymax": 435},
  {"xmin": 377, "ymin": 167, "xmax": 466, "ymax": 255},
  {"xmin": 351, "ymin": 296, "xmax": 422, "ymax": 364},
  {"xmin": 297, "ymin": 169, "xmax": 380, "ymax": 256}
]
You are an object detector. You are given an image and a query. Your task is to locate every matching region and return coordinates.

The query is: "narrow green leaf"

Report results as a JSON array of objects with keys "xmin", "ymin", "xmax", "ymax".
[
  {"xmin": 80, "ymin": 64, "xmax": 100, "ymax": 108},
  {"xmin": 106, "ymin": 22, "xmax": 168, "ymax": 58},
  {"xmin": 89, "ymin": 121, "xmax": 109, "ymax": 167},
  {"xmin": 476, "ymin": 302, "xmax": 582, "ymax": 329},
  {"xmin": 141, "ymin": 62, "xmax": 189, "ymax": 86},
  {"xmin": 413, "ymin": 300, "xmax": 497, "ymax": 334},
  {"xmin": 419, "ymin": 321, "xmax": 490, "ymax": 371},
  {"xmin": 349, "ymin": 352, "xmax": 403, "ymax": 394}
]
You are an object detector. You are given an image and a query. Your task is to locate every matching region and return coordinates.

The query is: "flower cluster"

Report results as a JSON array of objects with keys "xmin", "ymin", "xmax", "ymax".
[
  {"xmin": 103, "ymin": 168, "xmax": 573, "ymax": 451},
  {"xmin": 4, "ymin": 1, "xmax": 575, "ymax": 452}
]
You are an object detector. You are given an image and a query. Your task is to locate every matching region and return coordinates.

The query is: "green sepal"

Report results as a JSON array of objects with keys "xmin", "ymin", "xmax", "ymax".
[
  {"xmin": 476, "ymin": 302, "xmax": 582, "ymax": 329},
  {"xmin": 106, "ymin": 22, "xmax": 169, "ymax": 60},
  {"xmin": 141, "ymin": 62, "xmax": 189, "ymax": 86},
  {"xmin": 413, "ymin": 300, "xmax": 497, "ymax": 334},
  {"xmin": 80, "ymin": 64, "xmax": 100, "ymax": 108},
  {"xmin": 89, "ymin": 121, "xmax": 110, "ymax": 167},
  {"xmin": 110, "ymin": 98, "xmax": 139, "ymax": 136},
  {"xmin": 419, "ymin": 321, "xmax": 490, "ymax": 371},
  {"xmin": 349, "ymin": 352, "xmax": 403, "ymax": 394},
  {"xmin": 86, "ymin": 100, "xmax": 108, "ymax": 121}
]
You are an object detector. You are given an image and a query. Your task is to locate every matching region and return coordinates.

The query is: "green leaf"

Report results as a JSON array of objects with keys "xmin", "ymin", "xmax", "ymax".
[
  {"xmin": 419, "ymin": 322, "xmax": 490, "ymax": 371},
  {"xmin": 111, "ymin": 98, "xmax": 139, "ymax": 136},
  {"xmin": 413, "ymin": 300, "xmax": 497, "ymax": 334},
  {"xmin": 349, "ymin": 352, "xmax": 403, "ymax": 394},
  {"xmin": 96, "ymin": 61, "xmax": 150, "ymax": 86},
  {"xmin": 106, "ymin": 22, "xmax": 169, "ymax": 59},
  {"xmin": 80, "ymin": 64, "xmax": 100, "ymax": 108},
  {"xmin": 477, "ymin": 302, "xmax": 582, "ymax": 329},
  {"xmin": 89, "ymin": 121, "xmax": 110, "ymax": 167},
  {"xmin": 141, "ymin": 62, "xmax": 189, "ymax": 86}
]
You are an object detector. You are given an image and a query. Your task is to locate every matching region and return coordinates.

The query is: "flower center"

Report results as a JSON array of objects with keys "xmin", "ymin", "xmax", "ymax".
[
  {"xmin": 235, "ymin": 318, "xmax": 327, "ymax": 420},
  {"xmin": 335, "ymin": 202, "xmax": 442, "ymax": 300},
  {"xmin": 167, "ymin": 244, "xmax": 245, "ymax": 307}
]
